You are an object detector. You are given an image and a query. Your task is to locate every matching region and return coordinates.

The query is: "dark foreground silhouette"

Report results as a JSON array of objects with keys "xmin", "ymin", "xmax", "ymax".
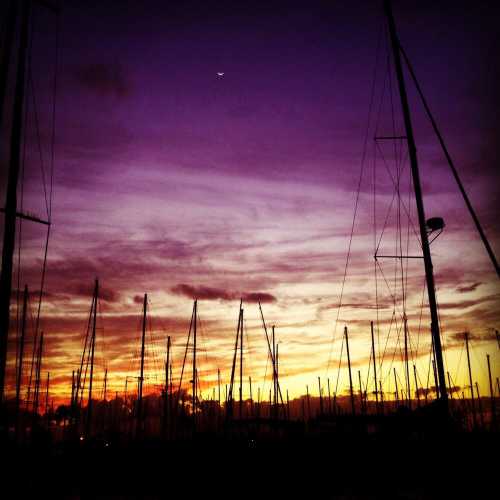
[{"xmin": 3, "ymin": 425, "xmax": 497, "ymax": 500}]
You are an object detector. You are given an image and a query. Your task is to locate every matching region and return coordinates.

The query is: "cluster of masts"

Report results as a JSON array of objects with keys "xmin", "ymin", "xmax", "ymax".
[
  {"xmin": 6, "ymin": 275, "xmax": 498, "ymax": 444},
  {"xmin": 1, "ymin": 0, "xmax": 499, "ymax": 446}
]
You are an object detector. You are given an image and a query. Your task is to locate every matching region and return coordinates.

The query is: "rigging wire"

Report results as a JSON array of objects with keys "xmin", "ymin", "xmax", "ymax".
[
  {"xmin": 325, "ymin": 19, "xmax": 383, "ymax": 377},
  {"xmin": 14, "ymin": 47, "xmax": 31, "ymax": 399},
  {"xmin": 25, "ymin": 4, "xmax": 59, "ymax": 407}
]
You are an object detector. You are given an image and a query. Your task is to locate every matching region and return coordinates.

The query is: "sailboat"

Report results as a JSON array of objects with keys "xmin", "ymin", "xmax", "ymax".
[
  {"xmin": 318, "ymin": 0, "xmax": 498, "ymax": 434},
  {"xmin": 382, "ymin": 0, "xmax": 497, "ymax": 413}
]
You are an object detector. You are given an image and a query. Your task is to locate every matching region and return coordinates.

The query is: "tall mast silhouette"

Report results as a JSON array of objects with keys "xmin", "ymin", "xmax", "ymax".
[
  {"xmin": 192, "ymin": 299, "xmax": 197, "ymax": 427},
  {"xmin": 137, "ymin": 293, "xmax": 147, "ymax": 436},
  {"xmin": 0, "ymin": 0, "xmax": 31, "ymax": 402},
  {"xmin": 86, "ymin": 279, "xmax": 98, "ymax": 438},
  {"xmin": 0, "ymin": 0, "xmax": 57, "ymax": 404},
  {"xmin": 15, "ymin": 285, "xmax": 28, "ymax": 434},
  {"xmin": 384, "ymin": 0, "xmax": 448, "ymax": 405}
]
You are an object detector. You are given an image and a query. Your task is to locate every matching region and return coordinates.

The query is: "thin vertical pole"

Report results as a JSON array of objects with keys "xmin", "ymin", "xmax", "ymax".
[
  {"xmin": 344, "ymin": 326, "xmax": 355, "ymax": 416},
  {"xmin": 393, "ymin": 368, "xmax": 399, "ymax": 407},
  {"xmin": 413, "ymin": 364, "xmax": 420, "ymax": 408},
  {"xmin": 487, "ymin": 354, "xmax": 496, "ymax": 429},
  {"xmin": 0, "ymin": 1, "xmax": 18, "ymax": 127},
  {"xmin": 73, "ymin": 369, "xmax": 80, "ymax": 427},
  {"xmin": 306, "ymin": 385, "xmax": 311, "ymax": 420},
  {"xmin": 286, "ymin": 389, "xmax": 290, "ymax": 420},
  {"xmin": 0, "ymin": 0, "xmax": 32, "ymax": 402},
  {"xmin": 370, "ymin": 321, "xmax": 378, "ymax": 408},
  {"xmin": 137, "ymin": 293, "xmax": 147, "ymax": 437},
  {"xmin": 239, "ymin": 307, "xmax": 243, "ymax": 418},
  {"xmin": 33, "ymin": 332, "xmax": 43, "ymax": 418},
  {"xmin": 87, "ymin": 279, "xmax": 98, "ymax": 438},
  {"xmin": 379, "ymin": 381, "xmax": 384, "ymax": 415},
  {"xmin": 45, "ymin": 372, "xmax": 50, "ymax": 428},
  {"xmin": 195, "ymin": 368, "xmax": 200, "ymax": 418},
  {"xmin": 384, "ymin": 0, "xmax": 447, "ymax": 405},
  {"xmin": 404, "ymin": 318, "xmax": 411, "ymax": 409},
  {"xmin": 103, "ymin": 368, "xmax": 108, "ymax": 401},
  {"xmin": 227, "ymin": 301, "xmax": 241, "ymax": 418},
  {"xmin": 475, "ymin": 382, "xmax": 484, "ymax": 429},
  {"xmin": 169, "ymin": 363, "xmax": 173, "ymax": 416},
  {"xmin": 257, "ymin": 387, "xmax": 260, "ymax": 418},
  {"xmin": 327, "ymin": 378, "xmax": 332, "ymax": 415},
  {"xmin": 164, "ymin": 335, "xmax": 170, "ymax": 437},
  {"xmin": 192, "ymin": 299, "xmax": 197, "ymax": 427},
  {"xmin": 249, "ymin": 376, "xmax": 253, "ymax": 417},
  {"xmin": 432, "ymin": 359, "xmax": 439, "ymax": 400},
  {"xmin": 318, "ymin": 377, "xmax": 323, "ymax": 416},
  {"xmin": 357, "ymin": 370, "xmax": 364, "ymax": 414},
  {"xmin": 15, "ymin": 284, "xmax": 28, "ymax": 434},
  {"xmin": 217, "ymin": 368, "xmax": 221, "ymax": 410},
  {"xmin": 465, "ymin": 332, "xmax": 476, "ymax": 428},
  {"xmin": 276, "ymin": 342, "xmax": 280, "ymax": 419},
  {"xmin": 272, "ymin": 326, "xmax": 276, "ymax": 416},
  {"xmin": 71, "ymin": 370, "xmax": 75, "ymax": 408},
  {"xmin": 258, "ymin": 303, "xmax": 283, "ymax": 407},
  {"xmin": 269, "ymin": 389, "xmax": 272, "ymax": 418},
  {"xmin": 447, "ymin": 371, "xmax": 453, "ymax": 401}
]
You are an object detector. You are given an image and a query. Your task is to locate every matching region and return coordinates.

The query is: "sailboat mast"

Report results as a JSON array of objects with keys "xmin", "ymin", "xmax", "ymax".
[
  {"xmin": 103, "ymin": 368, "xmax": 108, "ymax": 401},
  {"xmin": 239, "ymin": 306, "xmax": 243, "ymax": 418},
  {"xmin": 286, "ymin": 389, "xmax": 290, "ymax": 420},
  {"xmin": 33, "ymin": 331, "xmax": 44, "ymax": 417},
  {"xmin": 413, "ymin": 365, "xmax": 420, "ymax": 407},
  {"xmin": 327, "ymin": 378, "xmax": 332, "ymax": 414},
  {"xmin": 15, "ymin": 285, "xmax": 28, "ymax": 428},
  {"xmin": 475, "ymin": 382, "xmax": 484, "ymax": 428},
  {"xmin": 357, "ymin": 370, "xmax": 364, "ymax": 414},
  {"xmin": 192, "ymin": 299, "xmax": 197, "ymax": 423},
  {"xmin": 164, "ymin": 335, "xmax": 170, "ymax": 437},
  {"xmin": 272, "ymin": 325, "xmax": 276, "ymax": 415},
  {"xmin": 393, "ymin": 368, "xmax": 399, "ymax": 407},
  {"xmin": 227, "ymin": 300, "xmax": 241, "ymax": 418},
  {"xmin": 249, "ymin": 376, "xmax": 253, "ymax": 417},
  {"xmin": 384, "ymin": 0, "xmax": 447, "ymax": 405},
  {"xmin": 318, "ymin": 377, "xmax": 323, "ymax": 416},
  {"xmin": 464, "ymin": 332, "xmax": 476, "ymax": 427},
  {"xmin": 0, "ymin": 1, "xmax": 18, "ymax": 126},
  {"xmin": 447, "ymin": 372, "xmax": 453, "ymax": 401},
  {"xmin": 370, "ymin": 321, "xmax": 378, "ymax": 407},
  {"xmin": 217, "ymin": 368, "xmax": 221, "ymax": 409},
  {"xmin": 398, "ymin": 45, "xmax": 499, "ymax": 278},
  {"xmin": 276, "ymin": 342, "xmax": 279, "ymax": 418},
  {"xmin": 70, "ymin": 370, "xmax": 75, "ymax": 410},
  {"xmin": 486, "ymin": 354, "xmax": 495, "ymax": 429},
  {"xmin": 344, "ymin": 326, "xmax": 355, "ymax": 416},
  {"xmin": 404, "ymin": 318, "xmax": 411, "ymax": 409},
  {"xmin": 0, "ymin": 0, "xmax": 31, "ymax": 402},
  {"xmin": 306, "ymin": 384, "xmax": 310, "ymax": 420},
  {"xmin": 45, "ymin": 372, "xmax": 50, "ymax": 426},
  {"xmin": 137, "ymin": 293, "xmax": 147, "ymax": 436},
  {"xmin": 86, "ymin": 279, "xmax": 98, "ymax": 437}
]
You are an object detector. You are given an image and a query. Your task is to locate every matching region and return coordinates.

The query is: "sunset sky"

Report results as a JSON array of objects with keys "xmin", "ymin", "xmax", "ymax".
[{"xmin": 1, "ymin": 0, "xmax": 499, "ymax": 407}]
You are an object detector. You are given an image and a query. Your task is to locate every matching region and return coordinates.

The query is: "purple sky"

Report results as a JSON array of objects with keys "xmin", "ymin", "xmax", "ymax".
[{"xmin": 1, "ymin": 0, "xmax": 499, "ymax": 402}]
